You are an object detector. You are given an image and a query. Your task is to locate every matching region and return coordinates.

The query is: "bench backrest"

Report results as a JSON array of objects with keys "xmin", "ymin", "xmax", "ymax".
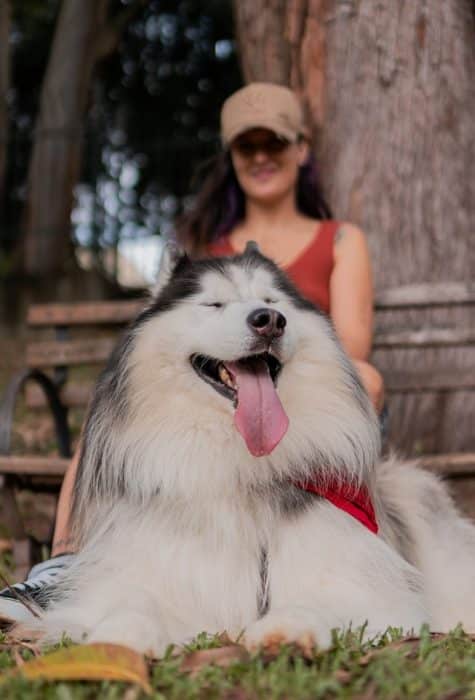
[
  {"xmin": 374, "ymin": 281, "xmax": 475, "ymax": 393},
  {"xmin": 25, "ymin": 300, "xmax": 145, "ymax": 408},
  {"xmin": 23, "ymin": 283, "xmax": 475, "ymax": 455}
]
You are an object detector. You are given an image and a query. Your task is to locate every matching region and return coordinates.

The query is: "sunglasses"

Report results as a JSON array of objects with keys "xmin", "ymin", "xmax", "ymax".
[{"xmin": 231, "ymin": 135, "xmax": 291, "ymax": 157}]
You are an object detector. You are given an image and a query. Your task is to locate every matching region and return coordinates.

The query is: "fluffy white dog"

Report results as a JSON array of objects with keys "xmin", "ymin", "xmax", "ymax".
[{"xmin": 19, "ymin": 244, "xmax": 475, "ymax": 655}]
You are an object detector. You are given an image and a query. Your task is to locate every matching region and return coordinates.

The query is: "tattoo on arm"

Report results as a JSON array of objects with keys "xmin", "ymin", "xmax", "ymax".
[{"xmin": 334, "ymin": 226, "xmax": 348, "ymax": 245}]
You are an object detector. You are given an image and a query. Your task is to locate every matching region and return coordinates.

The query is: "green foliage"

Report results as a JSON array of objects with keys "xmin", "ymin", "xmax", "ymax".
[{"xmin": 78, "ymin": 0, "xmax": 242, "ymax": 251}]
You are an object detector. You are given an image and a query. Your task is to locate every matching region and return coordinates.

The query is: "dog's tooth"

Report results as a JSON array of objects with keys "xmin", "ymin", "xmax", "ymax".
[{"xmin": 219, "ymin": 364, "xmax": 232, "ymax": 386}]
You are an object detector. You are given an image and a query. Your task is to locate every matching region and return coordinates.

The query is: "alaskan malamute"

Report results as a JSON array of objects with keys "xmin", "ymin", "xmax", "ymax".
[{"xmin": 23, "ymin": 244, "xmax": 475, "ymax": 654}]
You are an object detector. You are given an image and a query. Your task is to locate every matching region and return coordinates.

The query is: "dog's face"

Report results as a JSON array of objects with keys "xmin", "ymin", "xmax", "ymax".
[
  {"xmin": 135, "ymin": 252, "xmax": 305, "ymax": 456},
  {"xmin": 152, "ymin": 255, "xmax": 297, "ymax": 368},
  {"xmin": 125, "ymin": 247, "xmax": 371, "ymax": 459}
]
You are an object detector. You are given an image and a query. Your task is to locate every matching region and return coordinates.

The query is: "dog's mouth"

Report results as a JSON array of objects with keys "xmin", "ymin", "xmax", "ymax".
[
  {"xmin": 190, "ymin": 353, "xmax": 288, "ymax": 457},
  {"xmin": 190, "ymin": 353, "xmax": 282, "ymax": 404}
]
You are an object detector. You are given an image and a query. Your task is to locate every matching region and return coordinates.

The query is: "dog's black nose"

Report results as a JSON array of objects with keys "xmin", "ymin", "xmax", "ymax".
[{"xmin": 247, "ymin": 308, "xmax": 286, "ymax": 339}]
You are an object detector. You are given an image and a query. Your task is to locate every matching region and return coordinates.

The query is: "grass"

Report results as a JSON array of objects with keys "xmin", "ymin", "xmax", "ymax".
[{"xmin": 0, "ymin": 626, "xmax": 474, "ymax": 699}]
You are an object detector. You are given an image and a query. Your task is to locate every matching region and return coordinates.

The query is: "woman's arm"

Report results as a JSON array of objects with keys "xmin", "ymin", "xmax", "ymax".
[
  {"xmin": 329, "ymin": 223, "xmax": 373, "ymax": 361},
  {"xmin": 329, "ymin": 223, "xmax": 384, "ymax": 412}
]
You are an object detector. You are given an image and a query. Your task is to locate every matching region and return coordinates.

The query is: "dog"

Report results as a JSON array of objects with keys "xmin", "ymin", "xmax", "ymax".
[{"xmin": 20, "ymin": 243, "xmax": 475, "ymax": 655}]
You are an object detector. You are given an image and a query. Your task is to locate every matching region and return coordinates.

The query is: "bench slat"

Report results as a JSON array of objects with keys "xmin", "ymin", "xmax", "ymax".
[
  {"xmin": 0, "ymin": 454, "xmax": 472, "ymax": 479},
  {"xmin": 384, "ymin": 369, "xmax": 475, "ymax": 392},
  {"xmin": 26, "ymin": 338, "xmax": 117, "ymax": 367},
  {"xmin": 25, "ymin": 327, "xmax": 474, "ymax": 371},
  {"xmin": 30, "ymin": 284, "xmax": 475, "ymax": 321},
  {"xmin": 418, "ymin": 452, "xmax": 475, "ymax": 475},
  {"xmin": 25, "ymin": 382, "xmax": 95, "ymax": 409},
  {"xmin": 0, "ymin": 456, "xmax": 69, "ymax": 476},
  {"xmin": 374, "ymin": 327, "xmax": 475, "ymax": 348},
  {"xmin": 27, "ymin": 300, "xmax": 146, "ymax": 327},
  {"xmin": 375, "ymin": 282, "xmax": 475, "ymax": 309}
]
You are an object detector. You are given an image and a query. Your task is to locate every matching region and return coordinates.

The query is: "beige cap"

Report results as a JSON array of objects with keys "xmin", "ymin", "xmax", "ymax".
[{"xmin": 220, "ymin": 82, "xmax": 306, "ymax": 146}]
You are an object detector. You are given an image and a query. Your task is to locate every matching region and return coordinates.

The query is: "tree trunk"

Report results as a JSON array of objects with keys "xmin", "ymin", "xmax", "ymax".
[
  {"xmin": 0, "ymin": 0, "xmax": 11, "ymax": 217},
  {"xmin": 22, "ymin": 0, "xmax": 109, "ymax": 278},
  {"xmin": 234, "ymin": 0, "xmax": 475, "ymax": 454}
]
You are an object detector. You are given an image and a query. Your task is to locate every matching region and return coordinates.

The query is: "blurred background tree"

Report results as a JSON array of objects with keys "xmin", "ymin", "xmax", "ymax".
[
  {"xmin": 234, "ymin": 1, "xmax": 475, "ymax": 292},
  {"xmin": 0, "ymin": 0, "xmax": 241, "ymax": 311},
  {"xmin": 233, "ymin": 0, "xmax": 475, "ymax": 454}
]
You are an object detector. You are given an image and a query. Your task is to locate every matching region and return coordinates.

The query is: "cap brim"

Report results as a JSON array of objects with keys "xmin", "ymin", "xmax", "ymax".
[{"xmin": 223, "ymin": 120, "xmax": 298, "ymax": 146}]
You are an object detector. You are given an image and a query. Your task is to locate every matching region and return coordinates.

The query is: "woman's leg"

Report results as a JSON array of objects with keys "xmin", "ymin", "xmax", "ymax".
[{"xmin": 51, "ymin": 444, "xmax": 81, "ymax": 556}]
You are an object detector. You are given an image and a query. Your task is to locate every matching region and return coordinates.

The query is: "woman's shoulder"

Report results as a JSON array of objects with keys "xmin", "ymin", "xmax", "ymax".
[
  {"xmin": 333, "ymin": 221, "xmax": 368, "ymax": 248},
  {"xmin": 332, "ymin": 221, "xmax": 367, "ymax": 241},
  {"xmin": 332, "ymin": 221, "xmax": 370, "ymax": 263}
]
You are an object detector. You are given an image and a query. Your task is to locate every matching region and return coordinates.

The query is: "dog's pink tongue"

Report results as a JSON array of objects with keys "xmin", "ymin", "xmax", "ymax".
[{"xmin": 225, "ymin": 359, "xmax": 289, "ymax": 457}]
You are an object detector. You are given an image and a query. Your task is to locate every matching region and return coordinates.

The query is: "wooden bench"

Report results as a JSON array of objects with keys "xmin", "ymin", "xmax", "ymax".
[
  {"xmin": 373, "ymin": 281, "xmax": 475, "ymax": 514},
  {"xmin": 0, "ymin": 299, "xmax": 144, "ymax": 576},
  {"xmin": 0, "ymin": 282, "xmax": 473, "ymax": 575}
]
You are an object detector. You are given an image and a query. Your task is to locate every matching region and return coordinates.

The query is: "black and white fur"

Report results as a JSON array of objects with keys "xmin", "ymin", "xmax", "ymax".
[{"xmin": 24, "ymin": 245, "xmax": 475, "ymax": 654}]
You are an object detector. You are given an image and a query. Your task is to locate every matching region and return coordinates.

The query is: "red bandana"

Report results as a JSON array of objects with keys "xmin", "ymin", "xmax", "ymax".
[{"xmin": 295, "ymin": 478, "xmax": 379, "ymax": 534}]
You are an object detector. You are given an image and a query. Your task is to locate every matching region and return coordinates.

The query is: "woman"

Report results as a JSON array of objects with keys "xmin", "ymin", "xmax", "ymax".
[
  {"xmin": 0, "ymin": 82, "xmax": 384, "ymax": 617},
  {"xmin": 178, "ymin": 82, "xmax": 383, "ymax": 411}
]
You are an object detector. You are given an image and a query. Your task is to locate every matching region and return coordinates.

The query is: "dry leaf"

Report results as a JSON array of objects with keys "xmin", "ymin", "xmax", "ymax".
[
  {"xmin": 12, "ymin": 647, "xmax": 24, "ymax": 668},
  {"xmin": 334, "ymin": 669, "xmax": 352, "ymax": 684},
  {"xmin": 222, "ymin": 688, "xmax": 253, "ymax": 700},
  {"xmin": 180, "ymin": 645, "xmax": 250, "ymax": 676},
  {"xmin": 122, "ymin": 685, "xmax": 142, "ymax": 700},
  {"xmin": 357, "ymin": 633, "xmax": 455, "ymax": 667},
  {"xmin": 358, "ymin": 652, "xmax": 374, "ymax": 667},
  {"xmin": 0, "ymin": 642, "xmax": 152, "ymax": 693}
]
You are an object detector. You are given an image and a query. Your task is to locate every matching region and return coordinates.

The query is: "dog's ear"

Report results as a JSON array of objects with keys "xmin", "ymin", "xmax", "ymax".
[
  {"xmin": 243, "ymin": 241, "xmax": 261, "ymax": 256},
  {"xmin": 244, "ymin": 240, "xmax": 261, "ymax": 255},
  {"xmin": 150, "ymin": 241, "xmax": 188, "ymax": 297}
]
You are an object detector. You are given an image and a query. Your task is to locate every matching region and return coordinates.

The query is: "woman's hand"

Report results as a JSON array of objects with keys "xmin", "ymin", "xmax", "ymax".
[{"xmin": 352, "ymin": 358, "xmax": 385, "ymax": 414}]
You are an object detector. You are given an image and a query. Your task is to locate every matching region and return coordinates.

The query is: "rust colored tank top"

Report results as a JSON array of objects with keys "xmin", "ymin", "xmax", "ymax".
[{"xmin": 207, "ymin": 220, "xmax": 339, "ymax": 314}]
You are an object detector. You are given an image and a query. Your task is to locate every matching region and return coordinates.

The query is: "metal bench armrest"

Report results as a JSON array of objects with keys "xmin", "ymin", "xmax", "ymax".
[{"xmin": 0, "ymin": 368, "xmax": 72, "ymax": 458}]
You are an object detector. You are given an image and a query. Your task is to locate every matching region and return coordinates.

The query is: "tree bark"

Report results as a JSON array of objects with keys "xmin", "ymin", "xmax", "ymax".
[
  {"xmin": 233, "ymin": 0, "xmax": 475, "ymax": 454},
  {"xmin": 0, "ymin": 0, "xmax": 11, "ymax": 217},
  {"xmin": 22, "ymin": 0, "xmax": 109, "ymax": 278}
]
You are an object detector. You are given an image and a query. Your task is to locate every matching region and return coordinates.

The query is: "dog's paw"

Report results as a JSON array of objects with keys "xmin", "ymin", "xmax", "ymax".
[{"xmin": 244, "ymin": 609, "xmax": 321, "ymax": 659}]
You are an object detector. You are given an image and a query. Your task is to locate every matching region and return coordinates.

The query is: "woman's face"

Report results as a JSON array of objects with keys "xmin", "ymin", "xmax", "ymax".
[{"xmin": 229, "ymin": 128, "xmax": 309, "ymax": 206}]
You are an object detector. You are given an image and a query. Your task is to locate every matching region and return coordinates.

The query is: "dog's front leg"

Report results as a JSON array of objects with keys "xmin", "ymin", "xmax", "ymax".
[
  {"xmin": 87, "ymin": 588, "xmax": 173, "ymax": 656},
  {"xmin": 89, "ymin": 611, "xmax": 163, "ymax": 656},
  {"xmin": 244, "ymin": 506, "xmax": 427, "ymax": 655}
]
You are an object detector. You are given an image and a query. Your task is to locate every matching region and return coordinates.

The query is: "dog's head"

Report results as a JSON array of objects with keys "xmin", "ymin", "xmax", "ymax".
[
  {"xmin": 76, "ymin": 244, "xmax": 380, "ymax": 513},
  {"xmin": 136, "ymin": 242, "xmax": 313, "ymax": 457}
]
